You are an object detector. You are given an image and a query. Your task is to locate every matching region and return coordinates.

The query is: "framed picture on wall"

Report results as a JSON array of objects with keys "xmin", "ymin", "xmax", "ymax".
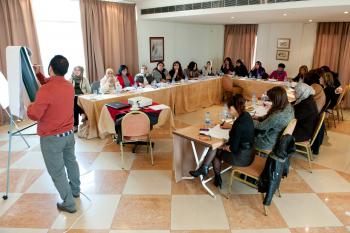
[
  {"xmin": 277, "ymin": 38, "xmax": 291, "ymax": 49},
  {"xmin": 149, "ymin": 37, "xmax": 164, "ymax": 63},
  {"xmin": 276, "ymin": 50, "xmax": 290, "ymax": 61}
]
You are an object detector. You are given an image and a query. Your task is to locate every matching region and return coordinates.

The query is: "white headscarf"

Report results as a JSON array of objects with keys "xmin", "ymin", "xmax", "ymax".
[{"xmin": 294, "ymin": 82, "xmax": 315, "ymax": 105}]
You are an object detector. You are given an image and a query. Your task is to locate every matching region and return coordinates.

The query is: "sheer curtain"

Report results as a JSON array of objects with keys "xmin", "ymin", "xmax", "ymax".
[
  {"xmin": 80, "ymin": 0, "xmax": 139, "ymax": 82},
  {"xmin": 0, "ymin": 0, "xmax": 42, "ymax": 125},
  {"xmin": 224, "ymin": 24, "xmax": 258, "ymax": 70},
  {"xmin": 313, "ymin": 22, "xmax": 350, "ymax": 107}
]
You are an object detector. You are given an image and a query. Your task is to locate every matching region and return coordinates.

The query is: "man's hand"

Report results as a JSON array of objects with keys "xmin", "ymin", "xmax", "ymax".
[
  {"xmin": 33, "ymin": 65, "xmax": 41, "ymax": 74},
  {"xmin": 220, "ymin": 122, "xmax": 232, "ymax": 129}
]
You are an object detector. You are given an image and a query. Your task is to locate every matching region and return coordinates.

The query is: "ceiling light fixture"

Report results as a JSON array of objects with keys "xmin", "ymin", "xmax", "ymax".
[
  {"xmin": 283, "ymin": 13, "xmax": 287, "ymax": 16},
  {"xmin": 231, "ymin": 16, "xmax": 235, "ymax": 19},
  {"xmin": 344, "ymin": 11, "xmax": 349, "ymax": 14},
  {"xmin": 308, "ymin": 19, "xmax": 313, "ymax": 22}
]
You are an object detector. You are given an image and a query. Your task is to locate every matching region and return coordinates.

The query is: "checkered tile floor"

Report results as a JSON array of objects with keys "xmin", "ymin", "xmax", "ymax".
[{"xmin": 0, "ymin": 106, "xmax": 349, "ymax": 233}]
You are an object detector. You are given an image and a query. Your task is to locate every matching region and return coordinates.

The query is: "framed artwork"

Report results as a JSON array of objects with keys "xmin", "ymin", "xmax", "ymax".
[
  {"xmin": 276, "ymin": 50, "xmax": 290, "ymax": 61},
  {"xmin": 149, "ymin": 37, "xmax": 164, "ymax": 63},
  {"xmin": 277, "ymin": 38, "xmax": 291, "ymax": 49}
]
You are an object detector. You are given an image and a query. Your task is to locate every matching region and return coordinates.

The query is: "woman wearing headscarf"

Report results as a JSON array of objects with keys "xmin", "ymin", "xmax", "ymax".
[
  {"xmin": 100, "ymin": 68, "xmax": 122, "ymax": 94},
  {"xmin": 69, "ymin": 66, "xmax": 91, "ymax": 132},
  {"xmin": 203, "ymin": 61, "xmax": 215, "ymax": 76},
  {"xmin": 293, "ymin": 83, "xmax": 319, "ymax": 142}
]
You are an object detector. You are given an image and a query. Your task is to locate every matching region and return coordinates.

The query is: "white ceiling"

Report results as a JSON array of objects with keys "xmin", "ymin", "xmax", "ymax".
[{"xmin": 136, "ymin": 1, "xmax": 350, "ymax": 24}]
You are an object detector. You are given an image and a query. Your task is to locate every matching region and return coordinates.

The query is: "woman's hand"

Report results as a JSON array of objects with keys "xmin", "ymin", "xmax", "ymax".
[
  {"xmin": 222, "ymin": 145, "xmax": 231, "ymax": 152},
  {"xmin": 220, "ymin": 122, "xmax": 232, "ymax": 129}
]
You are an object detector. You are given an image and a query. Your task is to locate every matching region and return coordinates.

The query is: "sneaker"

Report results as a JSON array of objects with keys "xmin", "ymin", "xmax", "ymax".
[
  {"xmin": 73, "ymin": 126, "xmax": 78, "ymax": 133},
  {"xmin": 56, "ymin": 202, "xmax": 76, "ymax": 213}
]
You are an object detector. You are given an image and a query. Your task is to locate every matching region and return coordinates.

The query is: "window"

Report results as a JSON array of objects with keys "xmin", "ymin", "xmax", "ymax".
[{"xmin": 32, "ymin": 0, "xmax": 85, "ymax": 77}]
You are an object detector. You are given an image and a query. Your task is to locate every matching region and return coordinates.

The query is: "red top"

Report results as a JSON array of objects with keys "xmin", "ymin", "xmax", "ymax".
[
  {"xmin": 116, "ymin": 74, "xmax": 134, "ymax": 88},
  {"xmin": 27, "ymin": 75, "xmax": 74, "ymax": 136},
  {"xmin": 269, "ymin": 70, "xmax": 287, "ymax": 81},
  {"xmin": 36, "ymin": 72, "xmax": 50, "ymax": 85}
]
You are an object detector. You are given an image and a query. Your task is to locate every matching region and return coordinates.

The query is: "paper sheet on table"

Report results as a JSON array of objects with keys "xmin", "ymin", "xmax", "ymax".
[
  {"xmin": 208, "ymin": 124, "xmax": 230, "ymax": 140},
  {"xmin": 149, "ymin": 104, "xmax": 169, "ymax": 111}
]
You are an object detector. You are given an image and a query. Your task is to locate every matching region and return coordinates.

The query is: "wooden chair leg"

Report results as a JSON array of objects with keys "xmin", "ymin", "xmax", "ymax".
[
  {"xmin": 307, "ymin": 147, "xmax": 312, "ymax": 173},
  {"xmin": 277, "ymin": 188, "xmax": 282, "ymax": 198},
  {"xmin": 340, "ymin": 106, "xmax": 344, "ymax": 121},
  {"xmin": 120, "ymin": 142, "xmax": 125, "ymax": 169},
  {"xmin": 149, "ymin": 140, "xmax": 154, "ymax": 166},
  {"xmin": 336, "ymin": 108, "xmax": 340, "ymax": 123},
  {"xmin": 332, "ymin": 110, "xmax": 336, "ymax": 128},
  {"xmin": 228, "ymin": 170, "xmax": 235, "ymax": 196}
]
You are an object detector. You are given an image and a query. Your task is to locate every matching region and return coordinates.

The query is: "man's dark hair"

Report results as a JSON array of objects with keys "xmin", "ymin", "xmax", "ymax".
[{"xmin": 49, "ymin": 55, "xmax": 69, "ymax": 76}]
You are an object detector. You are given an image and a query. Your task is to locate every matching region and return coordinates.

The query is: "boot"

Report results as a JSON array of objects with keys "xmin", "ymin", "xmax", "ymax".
[
  {"xmin": 214, "ymin": 173, "xmax": 222, "ymax": 189},
  {"xmin": 189, "ymin": 165, "xmax": 209, "ymax": 178}
]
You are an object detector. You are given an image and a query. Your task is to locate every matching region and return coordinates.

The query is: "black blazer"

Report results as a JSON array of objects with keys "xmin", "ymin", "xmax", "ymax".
[
  {"xmin": 293, "ymin": 96, "xmax": 319, "ymax": 142},
  {"xmin": 224, "ymin": 112, "xmax": 255, "ymax": 166},
  {"xmin": 234, "ymin": 65, "xmax": 249, "ymax": 77}
]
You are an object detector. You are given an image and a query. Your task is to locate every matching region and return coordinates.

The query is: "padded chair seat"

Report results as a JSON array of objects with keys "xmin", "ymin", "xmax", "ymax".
[
  {"xmin": 295, "ymin": 141, "xmax": 310, "ymax": 146},
  {"xmin": 234, "ymin": 156, "xmax": 267, "ymax": 178}
]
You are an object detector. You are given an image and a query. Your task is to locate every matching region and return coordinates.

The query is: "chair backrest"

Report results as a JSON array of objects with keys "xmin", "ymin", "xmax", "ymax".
[
  {"xmin": 121, "ymin": 111, "xmax": 151, "ymax": 138},
  {"xmin": 91, "ymin": 81, "xmax": 100, "ymax": 93},
  {"xmin": 222, "ymin": 75, "xmax": 233, "ymax": 92},
  {"xmin": 282, "ymin": 118, "xmax": 297, "ymax": 136},
  {"xmin": 336, "ymin": 85, "xmax": 349, "ymax": 106},
  {"xmin": 310, "ymin": 112, "xmax": 326, "ymax": 146}
]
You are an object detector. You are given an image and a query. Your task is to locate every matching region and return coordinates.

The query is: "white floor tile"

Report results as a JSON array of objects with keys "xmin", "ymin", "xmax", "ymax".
[
  {"xmin": 51, "ymin": 194, "xmax": 120, "ymax": 229},
  {"xmin": 26, "ymin": 172, "xmax": 57, "ymax": 194},
  {"xmin": 123, "ymin": 170, "xmax": 171, "ymax": 195},
  {"xmin": 91, "ymin": 152, "xmax": 135, "ymax": 170},
  {"xmin": 297, "ymin": 169, "xmax": 350, "ymax": 193},
  {"xmin": 171, "ymin": 194, "xmax": 229, "ymax": 230},
  {"xmin": 75, "ymin": 137, "xmax": 107, "ymax": 152},
  {"xmin": 11, "ymin": 151, "xmax": 46, "ymax": 169},
  {"xmin": 273, "ymin": 193, "xmax": 343, "ymax": 228},
  {"xmin": 0, "ymin": 136, "xmax": 39, "ymax": 152}
]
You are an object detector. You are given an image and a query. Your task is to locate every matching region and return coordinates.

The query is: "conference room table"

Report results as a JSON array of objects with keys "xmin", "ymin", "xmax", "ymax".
[
  {"xmin": 232, "ymin": 77, "xmax": 296, "ymax": 100},
  {"xmin": 77, "ymin": 76, "xmax": 223, "ymax": 139}
]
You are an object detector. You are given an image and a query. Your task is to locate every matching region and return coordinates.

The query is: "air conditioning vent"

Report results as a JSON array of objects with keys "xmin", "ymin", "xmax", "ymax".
[{"xmin": 140, "ymin": 0, "xmax": 308, "ymax": 15}]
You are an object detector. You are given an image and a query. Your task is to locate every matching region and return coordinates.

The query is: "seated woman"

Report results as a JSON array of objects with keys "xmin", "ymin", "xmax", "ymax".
[
  {"xmin": 320, "ymin": 66, "xmax": 341, "ymax": 87},
  {"xmin": 320, "ymin": 72, "xmax": 339, "ymax": 109},
  {"xmin": 249, "ymin": 61, "xmax": 266, "ymax": 78},
  {"xmin": 254, "ymin": 86, "xmax": 294, "ymax": 151},
  {"xmin": 184, "ymin": 61, "xmax": 201, "ymax": 79},
  {"xmin": 116, "ymin": 65, "xmax": 134, "ymax": 88},
  {"xmin": 234, "ymin": 59, "xmax": 249, "ymax": 77},
  {"xmin": 134, "ymin": 65, "xmax": 154, "ymax": 87},
  {"xmin": 189, "ymin": 94, "xmax": 255, "ymax": 188},
  {"xmin": 203, "ymin": 61, "xmax": 215, "ymax": 76},
  {"xmin": 293, "ymin": 65, "xmax": 308, "ymax": 82},
  {"xmin": 169, "ymin": 61, "xmax": 185, "ymax": 81},
  {"xmin": 293, "ymin": 83, "xmax": 319, "ymax": 142},
  {"xmin": 269, "ymin": 63, "xmax": 288, "ymax": 81},
  {"xmin": 69, "ymin": 66, "xmax": 91, "ymax": 132},
  {"xmin": 100, "ymin": 68, "xmax": 121, "ymax": 94},
  {"xmin": 152, "ymin": 62, "xmax": 170, "ymax": 83},
  {"xmin": 220, "ymin": 57, "xmax": 235, "ymax": 75},
  {"xmin": 303, "ymin": 71, "xmax": 326, "ymax": 113}
]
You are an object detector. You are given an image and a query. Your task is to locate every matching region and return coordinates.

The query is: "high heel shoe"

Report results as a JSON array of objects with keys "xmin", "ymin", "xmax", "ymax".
[
  {"xmin": 189, "ymin": 165, "xmax": 209, "ymax": 178},
  {"xmin": 214, "ymin": 174, "xmax": 222, "ymax": 189}
]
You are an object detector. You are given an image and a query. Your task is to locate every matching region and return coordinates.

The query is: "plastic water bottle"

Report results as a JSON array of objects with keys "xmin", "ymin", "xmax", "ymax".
[
  {"xmin": 252, "ymin": 93, "xmax": 257, "ymax": 107},
  {"xmin": 171, "ymin": 76, "xmax": 175, "ymax": 85},
  {"xmin": 185, "ymin": 74, "xmax": 189, "ymax": 83},
  {"xmin": 249, "ymin": 73, "xmax": 252, "ymax": 79},
  {"xmin": 151, "ymin": 80, "xmax": 156, "ymax": 88},
  {"xmin": 204, "ymin": 112, "xmax": 211, "ymax": 128}
]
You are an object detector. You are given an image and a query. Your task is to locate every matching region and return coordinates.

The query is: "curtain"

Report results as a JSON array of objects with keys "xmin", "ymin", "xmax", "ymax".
[
  {"xmin": 224, "ymin": 24, "xmax": 258, "ymax": 70},
  {"xmin": 0, "ymin": 0, "xmax": 42, "ymax": 125},
  {"xmin": 80, "ymin": 0, "xmax": 139, "ymax": 83},
  {"xmin": 313, "ymin": 22, "xmax": 350, "ymax": 107}
]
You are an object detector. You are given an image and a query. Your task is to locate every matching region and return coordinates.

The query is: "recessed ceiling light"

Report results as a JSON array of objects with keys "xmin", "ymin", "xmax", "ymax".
[
  {"xmin": 231, "ymin": 16, "xmax": 235, "ymax": 19},
  {"xmin": 308, "ymin": 19, "xmax": 313, "ymax": 22},
  {"xmin": 283, "ymin": 13, "xmax": 287, "ymax": 16},
  {"xmin": 345, "ymin": 11, "xmax": 349, "ymax": 14}
]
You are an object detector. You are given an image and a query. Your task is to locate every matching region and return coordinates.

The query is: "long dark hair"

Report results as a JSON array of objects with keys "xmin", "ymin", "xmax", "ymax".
[
  {"xmin": 265, "ymin": 86, "xmax": 289, "ymax": 118},
  {"xmin": 303, "ymin": 71, "xmax": 320, "ymax": 86},
  {"xmin": 117, "ymin": 65, "xmax": 129, "ymax": 75},
  {"xmin": 169, "ymin": 61, "xmax": 184, "ymax": 78},
  {"xmin": 187, "ymin": 61, "xmax": 198, "ymax": 71},
  {"xmin": 154, "ymin": 61, "xmax": 164, "ymax": 71},
  {"xmin": 227, "ymin": 94, "xmax": 246, "ymax": 115},
  {"xmin": 223, "ymin": 57, "xmax": 234, "ymax": 70}
]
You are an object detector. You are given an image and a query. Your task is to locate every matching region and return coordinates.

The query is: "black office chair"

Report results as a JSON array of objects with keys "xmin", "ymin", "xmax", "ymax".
[{"xmin": 91, "ymin": 81, "xmax": 100, "ymax": 94}]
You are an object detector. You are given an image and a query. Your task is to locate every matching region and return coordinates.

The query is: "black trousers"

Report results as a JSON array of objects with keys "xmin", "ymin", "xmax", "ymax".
[{"xmin": 74, "ymin": 96, "xmax": 84, "ymax": 126}]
